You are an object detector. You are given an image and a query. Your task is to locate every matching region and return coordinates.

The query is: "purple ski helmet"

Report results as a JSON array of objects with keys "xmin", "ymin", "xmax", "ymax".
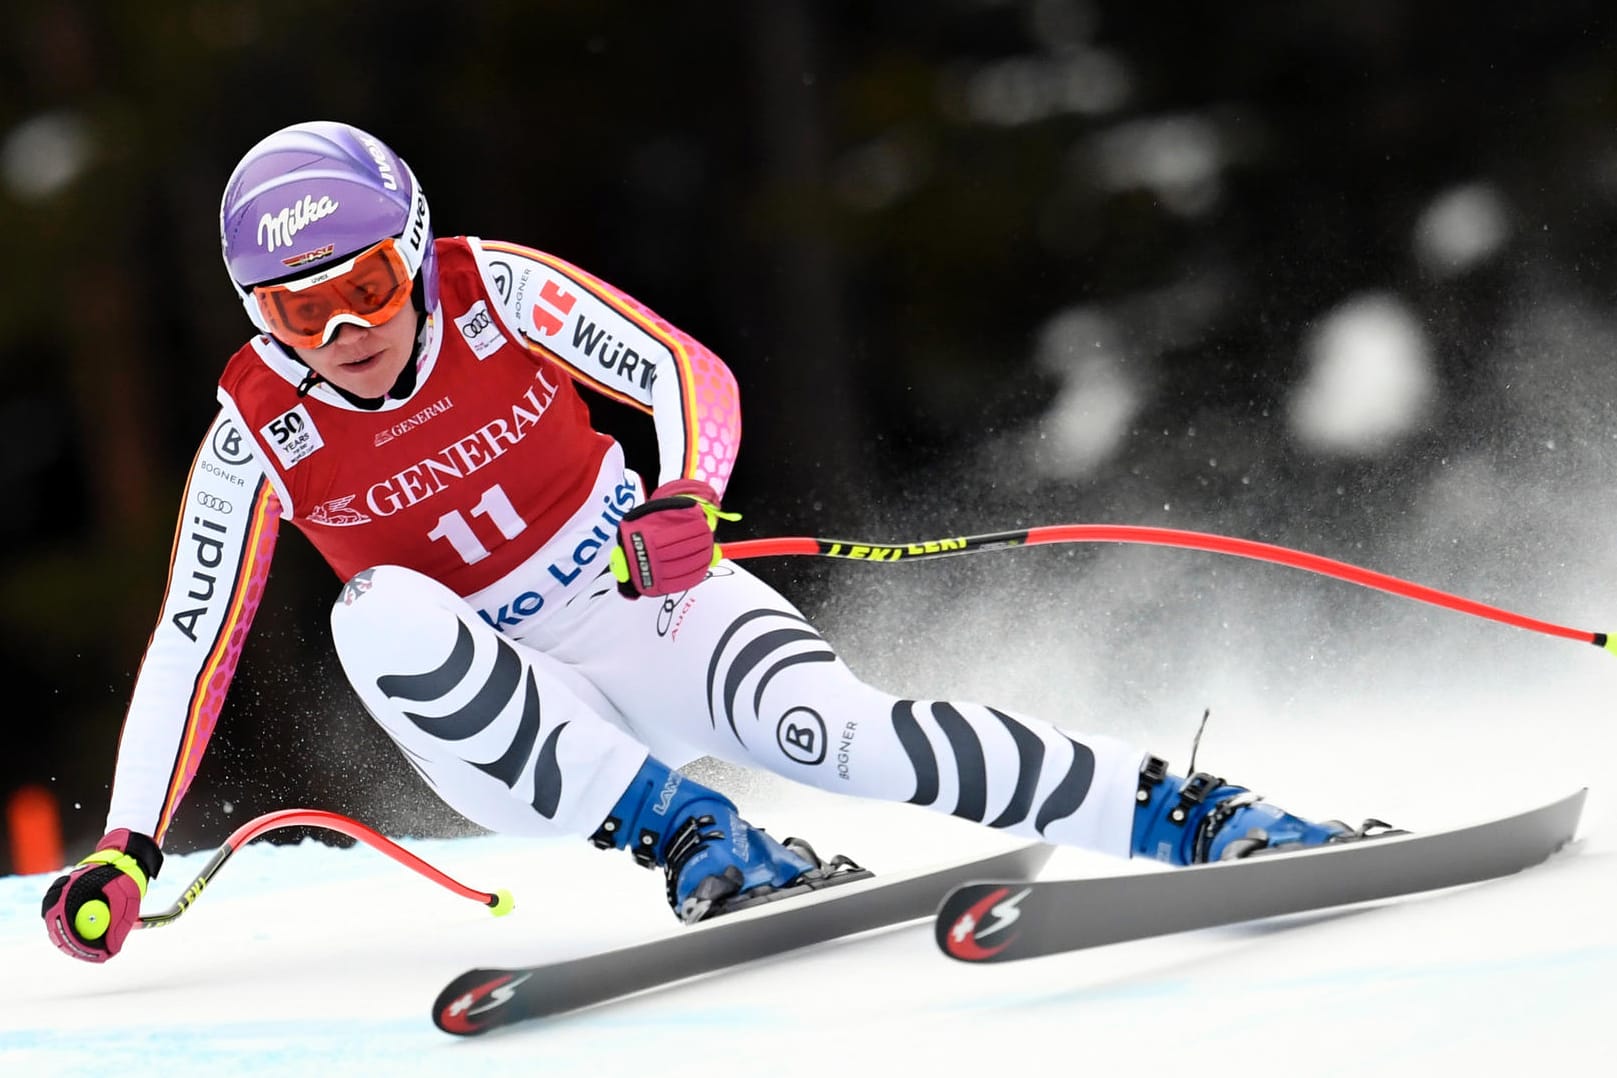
[{"xmin": 219, "ymin": 121, "xmax": 438, "ymax": 341}]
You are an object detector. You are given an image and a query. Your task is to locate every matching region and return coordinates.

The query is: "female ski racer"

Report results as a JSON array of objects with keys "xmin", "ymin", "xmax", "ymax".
[{"xmin": 42, "ymin": 122, "xmax": 1373, "ymax": 963}]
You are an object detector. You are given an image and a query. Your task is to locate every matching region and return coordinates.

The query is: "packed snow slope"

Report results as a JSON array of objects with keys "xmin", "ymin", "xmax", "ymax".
[{"xmin": 2, "ymin": 726, "xmax": 1613, "ymax": 1078}]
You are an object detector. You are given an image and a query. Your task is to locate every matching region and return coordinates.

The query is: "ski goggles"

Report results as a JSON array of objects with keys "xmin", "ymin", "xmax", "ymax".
[{"xmin": 252, "ymin": 237, "xmax": 414, "ymax": 349}]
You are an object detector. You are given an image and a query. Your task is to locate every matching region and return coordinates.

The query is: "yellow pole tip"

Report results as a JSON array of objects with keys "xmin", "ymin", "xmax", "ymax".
[
  {"xmin": 1604, "ymin": 635, "xmax": 1617, "ymax": 658},
  {"xmin": 488, "ymin": 889, "xmax": 516, "ymax": 917}
]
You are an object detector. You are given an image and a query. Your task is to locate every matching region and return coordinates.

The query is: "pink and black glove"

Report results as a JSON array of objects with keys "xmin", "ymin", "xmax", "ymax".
[
  {"xmin": 41, "ymin": 828, "xmax": 162, "ymax": 963},
  {"xmin": 610, "ymin": 479, "xmax": 738, "ymax": 597}
]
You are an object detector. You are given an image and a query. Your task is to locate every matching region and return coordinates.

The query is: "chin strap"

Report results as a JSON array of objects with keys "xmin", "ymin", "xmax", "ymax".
[
  {"xmin": 388, "ymin": 353, "xmax": 420, "ymax": 401},
  {"xmin": 390, "ymin": 307, "xmax": 432, "ymax": 400}
]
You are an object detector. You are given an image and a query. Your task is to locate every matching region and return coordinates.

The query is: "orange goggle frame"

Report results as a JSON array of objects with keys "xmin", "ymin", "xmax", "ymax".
[{"xmin": 252, "ymin": 238, "xmax": 414, "ymax": 349}]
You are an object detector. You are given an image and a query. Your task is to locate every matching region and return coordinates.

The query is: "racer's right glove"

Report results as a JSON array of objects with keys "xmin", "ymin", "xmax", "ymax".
[{"xmin": 41, "ymin": 829, "xmax": 163, "ymax": 963}]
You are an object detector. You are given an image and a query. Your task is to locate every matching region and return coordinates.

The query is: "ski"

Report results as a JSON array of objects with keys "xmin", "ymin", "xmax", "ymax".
[
  {"xmin": 936, "ymin": 787, "xmax": 1585, "ymax": 963},
  {"xmin": 433, "ymin": 840, "xmax": 1055, "ymax": 1035}
]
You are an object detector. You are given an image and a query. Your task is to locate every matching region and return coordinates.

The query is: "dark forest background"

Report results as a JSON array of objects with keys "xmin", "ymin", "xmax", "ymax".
[{"xmin": 5, "ymin": 0, "xmax": 1617, "ymax": 869}]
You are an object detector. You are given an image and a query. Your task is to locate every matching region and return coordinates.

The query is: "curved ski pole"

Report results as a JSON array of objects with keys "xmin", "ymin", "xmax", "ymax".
[
  {"xmin": 721, "ymin": 524, "xmax": 1614, "ymax": 655},
  {"xmin": 135, "ymin": 808, "xmax": 514, "ymax": 930}
]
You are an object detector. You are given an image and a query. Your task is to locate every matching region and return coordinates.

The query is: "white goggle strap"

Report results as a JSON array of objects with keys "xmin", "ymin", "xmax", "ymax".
[{"xmin": 239, "ymin": 280, "xmax": 273, "ymax": 336}]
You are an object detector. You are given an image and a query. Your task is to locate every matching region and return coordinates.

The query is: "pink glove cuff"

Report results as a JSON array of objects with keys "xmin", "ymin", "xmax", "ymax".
[{"xmin": 649, "ymin": 478, "xmax": 718, "ymax": 505}]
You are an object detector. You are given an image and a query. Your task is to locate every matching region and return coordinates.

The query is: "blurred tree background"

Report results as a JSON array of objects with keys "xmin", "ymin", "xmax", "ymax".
[{"xmin": 4, "ymin": 0, "xmax": 1617, "ymax": 868}]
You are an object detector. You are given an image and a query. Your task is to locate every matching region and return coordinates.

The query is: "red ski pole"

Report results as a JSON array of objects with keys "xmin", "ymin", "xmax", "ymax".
[
  {"xmin": 135, "ymin": 808, "xmax": 514, "ymax": 930},
  {"xmin": 720, "ymin": 523, "xmax": 1613, "ymax": 655}
]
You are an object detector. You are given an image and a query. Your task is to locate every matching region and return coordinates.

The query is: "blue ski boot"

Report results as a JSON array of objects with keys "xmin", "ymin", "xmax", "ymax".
[
  {"xmin": 1131, "ymin": 756, "xmax": 1391, "ymax": 865},
  {"xmin": 591, "ymin": 756, "xmax": 869, "ymax": 922}
]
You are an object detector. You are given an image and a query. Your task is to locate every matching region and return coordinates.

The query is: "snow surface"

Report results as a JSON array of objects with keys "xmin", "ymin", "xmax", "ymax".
[{"xmin": 2, "ymin": 752, "xmax": 1613, "ymax": 1078}]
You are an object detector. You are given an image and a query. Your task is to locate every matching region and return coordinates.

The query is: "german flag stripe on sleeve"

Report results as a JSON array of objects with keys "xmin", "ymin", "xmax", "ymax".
[{"xmin": 153, "ymin": 479, "xmax": 281, "ymax": 843}]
